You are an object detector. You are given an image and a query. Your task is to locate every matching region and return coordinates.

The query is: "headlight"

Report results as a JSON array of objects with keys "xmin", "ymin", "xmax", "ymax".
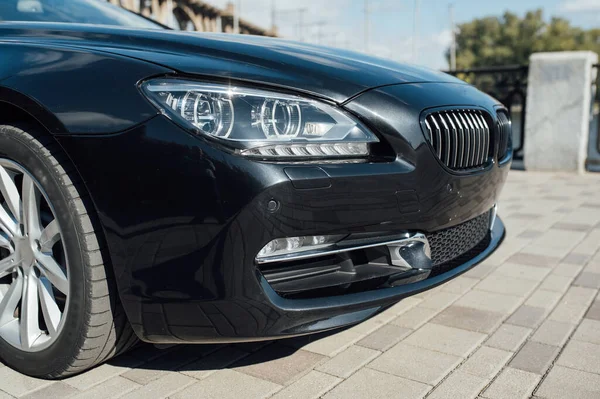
[{"xmin": 141, "ymin": 79, "xmax": 378, "ymax": 159}]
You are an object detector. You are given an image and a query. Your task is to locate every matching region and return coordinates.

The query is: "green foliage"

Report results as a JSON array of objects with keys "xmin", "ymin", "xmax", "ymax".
[{"xmin": 449, "ymin": 9, "xmax": 600, "ymax": 69}]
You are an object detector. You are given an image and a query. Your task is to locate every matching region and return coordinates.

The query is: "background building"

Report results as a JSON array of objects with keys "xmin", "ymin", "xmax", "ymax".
[{"xmin": 107, "ymin": 0, "xmax": 276, "ymax": 36}]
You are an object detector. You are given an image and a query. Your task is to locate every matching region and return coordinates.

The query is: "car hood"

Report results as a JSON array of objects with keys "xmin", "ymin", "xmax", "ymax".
[{"xmin": 0, "ymin": 23, "xmax": 465, "ymax": 102}]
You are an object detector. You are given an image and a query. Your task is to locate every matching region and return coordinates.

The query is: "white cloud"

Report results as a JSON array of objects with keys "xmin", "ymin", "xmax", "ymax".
[{"xmin": 560, "ymin": 0, "xmax": 600, "ymax": 12}]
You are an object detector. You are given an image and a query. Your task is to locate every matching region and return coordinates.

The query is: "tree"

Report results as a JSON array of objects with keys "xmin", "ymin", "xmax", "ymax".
[{"xmin": 449, "ymin": 9, "xmax": 600, "ymax": 69}]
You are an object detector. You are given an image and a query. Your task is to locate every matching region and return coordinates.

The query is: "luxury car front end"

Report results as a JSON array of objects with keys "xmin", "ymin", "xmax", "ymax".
[{"xmin": 0, "ymin": 14, "xmax": 511, "ymax": 378}]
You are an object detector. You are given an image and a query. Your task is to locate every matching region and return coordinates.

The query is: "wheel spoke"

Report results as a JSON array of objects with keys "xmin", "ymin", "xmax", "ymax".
[
  {"xmin": 20, "ymin": 269, "xmax": 41, "ymax": 349},
  {"xmin": 0, "ymin": 232, "xmax": 12, "ymax": 251},
  {"xmin": 39, "ymin": 219, "xmax": 60, "ymax": 252},
  {"xmin": 0, "ymin": 255, "xmax": 16, "ymax": 279},
  {"xmin": 22, "ymin": 174, "xmax": 42, "ymax": 239},
  {"xmin": 38, "ymin": 277, "xmax": 61, "ymax": 336},
  {"xmin": 0, "ymin": 165, "xmax": 21, "ymax": 223},
  {"xmin": 0, "ymin": 204, "xmax": 17, "ymax": 237},
  {"xmin": 35, "ymin": 253, "xmax": 69, "ymax": 295},
  {"xmin": 0, "ymin": 273, "xmax": 22, "ymax": 327}
]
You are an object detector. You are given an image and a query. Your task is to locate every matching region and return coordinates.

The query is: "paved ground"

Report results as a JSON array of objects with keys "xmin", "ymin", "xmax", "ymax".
[{"xmin": 1, "ymin": 170, "xmax": 600, "ymax": 399}]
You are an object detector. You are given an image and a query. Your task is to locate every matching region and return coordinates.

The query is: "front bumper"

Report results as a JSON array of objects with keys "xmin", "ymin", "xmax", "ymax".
[{"xmin": 56, "ymin": 83, "xmax": 510, "ymax": 343}]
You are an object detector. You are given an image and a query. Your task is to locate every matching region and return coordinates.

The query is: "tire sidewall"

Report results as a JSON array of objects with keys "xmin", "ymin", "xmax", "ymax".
[{"xmin": 0, "ymin": 126, "xmax": 89, "ymax": 377}]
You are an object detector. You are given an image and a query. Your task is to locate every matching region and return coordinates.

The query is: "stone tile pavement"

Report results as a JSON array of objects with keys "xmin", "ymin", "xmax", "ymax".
[{"xmin": 2, "ymin": 170, "xmax": 600, "ymax": 398}]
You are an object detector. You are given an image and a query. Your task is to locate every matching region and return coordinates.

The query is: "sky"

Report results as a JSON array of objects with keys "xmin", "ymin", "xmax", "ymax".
[{"xmin": 203, "ymin": 0, "xmax": 600, "ymax": 70}]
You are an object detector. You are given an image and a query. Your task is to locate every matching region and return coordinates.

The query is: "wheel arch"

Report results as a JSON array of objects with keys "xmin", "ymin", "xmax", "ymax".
[{"xmin": 0, "ymin": 87, "xmax": 67, "ymax": 135}]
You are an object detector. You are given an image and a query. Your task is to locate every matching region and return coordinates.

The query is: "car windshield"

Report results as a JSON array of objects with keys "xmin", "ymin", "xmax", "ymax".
[{"xmin": 0, "ymin": 0, "xmax": 165, "ymax": 29}]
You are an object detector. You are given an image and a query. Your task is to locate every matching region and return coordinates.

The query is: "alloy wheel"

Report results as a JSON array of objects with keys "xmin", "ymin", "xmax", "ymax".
[{"xmin": 0, "ymin": 159, "xmax": 68, "ymax": 352}]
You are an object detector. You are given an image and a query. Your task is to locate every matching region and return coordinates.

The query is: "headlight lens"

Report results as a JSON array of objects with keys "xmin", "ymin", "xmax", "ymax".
[{"xmin": 141, "ymin": 79, "xmax": 378, "ymax": 159}]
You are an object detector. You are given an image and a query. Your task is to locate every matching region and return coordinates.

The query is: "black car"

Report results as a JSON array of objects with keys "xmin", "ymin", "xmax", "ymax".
[{"xmin": 0, "ymin": 0, "xmax": 510, "ymax": 379}]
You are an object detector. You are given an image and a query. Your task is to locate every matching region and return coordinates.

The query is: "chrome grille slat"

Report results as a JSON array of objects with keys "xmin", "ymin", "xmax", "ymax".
[
  {"xmin": 423, "ymin": 108, "xmax": 493, "ymax": 170},
  {"xmin": 429, "ymin": 115, "xmax": 443, "ymax": 159},
  {"xmin": 466, "ymin": 112, "xmax": 477, "ymax": 166},
  {"xmin": 470, "ymin": 112, "xmax": 484, "ymax": 165},
  {"xmin": 451, "ymin": 113, "xmax": 466, "ymax": 168},
  {"xmin": 476, "ymin": 112, "xmax": 489, "ymax": 165},
  {"xmin": 435, "ymin": 114, "xmax": 451, "ymax": 165},
  {"xmin": 444, "ymin": 112, "xmax": 460, "ymax": 168},
  {"xmin": 496, "ymin": 111, "xmax": 511, "ymax": 160}
]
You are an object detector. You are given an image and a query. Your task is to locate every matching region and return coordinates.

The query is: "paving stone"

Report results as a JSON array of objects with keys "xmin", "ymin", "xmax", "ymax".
[
  {"xmin": 508, "ymin": 341, "xmax": 559, "ymax": 374},
  {"xmin": 505, "ymin": 305, "xmax": 547, "ymax": 328},
  {"xmin": 555, "ymin": 206, "xmax": 573, "ymax": 213},
  {"xmin": 573, "ymin": 318, "xmax": 600, "ymax": 345},
  {"xmin": 552, "ymin": 263, "xmax": 584, "ymax": 278},
  {"xmin": 120, "ymin": 372, "xmax": 196, "ymax": 399},
  {"xmin": 556, "ymin": 340, "xmax": 600, "ymax": 374},
  {"xmin": 507, "ymin": 212, "xmax": 542, "ymax": 220},
  {"xmin": 127, "ymin": 344, "xmax": 178, "ymax": 363},
  {"xmin": 494, "ymin": 263, "xmax": 551, "ymax": 282},
  {"xmin": 64, "ymin": 357, "xmax": 140, "ymax": 391},
  {"xmin": 525, "ymin": 289, "xmax": 562, "ymax": 310},
  {"xmin": 367, "ymin": 342, "xmax": 461, "ymax": 385},
  {"xmin": 322, "ymin": 368, "xmax": 430, "ymax": 399},
  {"xmin": 573, "ymin": 272, "xmax": 600, "ymax": 289},
  {"xmin": 21, "ymin": 383, "xmax": 79, "ymax": 399},
  {"xmin": 285, "ymin": 329, "xmax": 362, "ymax": 357},
  {"xmin": 521, "ymin": 242, "xmax": 575, "ymax": 257},
  {"xmin": 232, "ymin": 344, "xmax": 325, "ymax": 385},
  {"xmin": 356, "ymin": 324, "xmax": 412, "ymax": 351},
  {"xmin": 460, "ymin": 346, "xmax": 513, "ymax": 379},
  {"xmin": 418, "ymin": 291, "xmax": 461, "ymax": 311},
  {"xmin": 585, "ymin": 300, "xmax": 600, "ymax": 320},
  {"xmin": 346, "ymin": 311, "xmax": 395, "ymax": 336},
  {"xmin": 506, "ymin": 253, "xmax": 561, "ymax": 268},
  {"xmin": 432, "ymin": 305, "xmax": 504, "ymax": 334},
  {"xmin": 475, "ymin": 274, "xmax": 538, "ymax": 297},
  {"xmin": 531, "ymin": 319, "xmax": 575, "ymax": 347},
  {"xmin": 549, "ymin": 286, "xmax": 597, "ymax": 323},
  {"xmin": 486, "ymin": 324, "xmax": 532, "ymax": 352},
  {"xmin": 403, "ymin": 323, "xmax": 486, "ymax": 358},
  {"xmin": 517, "ymin": 230, "xmax": 544, "ymax": 239},
  {"xmin": 561, "ymin": 252, "xmax": 591, "ymax": 266},
  {"xmin": 464, "ymin": 261, "xmax": 497, "ymax": 279},
  {"xmin": 427, "ymin": 371, "xmax": 487, "ymax": 399},
  {"xmin": 171, "ymin": 369, "xmax": 282, "ymax": 399},
  {"xmin": 533, "ymin": 229, "xmax": 587, "ymax": 251},
  {"xmin": 586, "ymin": 259, "xmax": 600, "ymax": 273},
  {"xmin": 70, "ymin": 376, "xmax": 140, "ymax": 399},
  {"xmin": 539, "ymin": 274, "xmax": 574, "ymax": 293},
  {"xmin": 440, "ymin": 276, "xmax": 480, "ymax": 294},
  {"xmin": 385, "ymin": 297, "xmax": 423, "ymax": 315},
  {"xmin": 455, "ymin": 290, "xmax": 523, "ymax": 314},
  {"xmin": 0, "ymin": 367, "xmax": 52, "ymax": 397},
  {"xmin": 316, "ymin": 345, "xmax": 380, "ymax": 379},
  {"xmin": 551, "ymin": 222, "xmax": 591, "ymax": 232},
  {"xmin": 178, "ymin": 345, "xmax": 249, "ymax": 380},
  {"xmin": 270, "ymin": 371, "xmax": 341, "ymax": 399},
  {"xmin": 121, "ymin": 345, "xmax": 209, "ymax": 385},
  {"xmin": 536, "ymin": 365, "xmax": 600, "ymax": 399},
  {"xmin": 481, "ymin": 367, "xmax": 540, "ymax": 399},
  {"xmin": 390, "ymin": 306, "xmax": 438, "ymax": 329}
]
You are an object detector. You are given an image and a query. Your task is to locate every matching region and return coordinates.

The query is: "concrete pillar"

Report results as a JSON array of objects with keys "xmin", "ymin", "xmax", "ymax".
[{"xmin": 525, "ymin": 51, "xmax": 598, "ymax": 172}]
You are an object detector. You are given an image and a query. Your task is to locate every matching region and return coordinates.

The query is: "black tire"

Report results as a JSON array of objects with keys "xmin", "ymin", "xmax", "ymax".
[{"xmin": 0, "ymin": 124, "xmax": 138, "ymax": 379}]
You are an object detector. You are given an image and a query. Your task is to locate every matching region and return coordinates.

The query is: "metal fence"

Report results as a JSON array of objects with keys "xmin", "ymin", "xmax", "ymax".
[
  {"xmin": 587, "ymin": 64, "xmax": 600, "ymax": 172},
  {"xmin": 444, "ymin": 65, "xmax": 529, "ymax": 167}
]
